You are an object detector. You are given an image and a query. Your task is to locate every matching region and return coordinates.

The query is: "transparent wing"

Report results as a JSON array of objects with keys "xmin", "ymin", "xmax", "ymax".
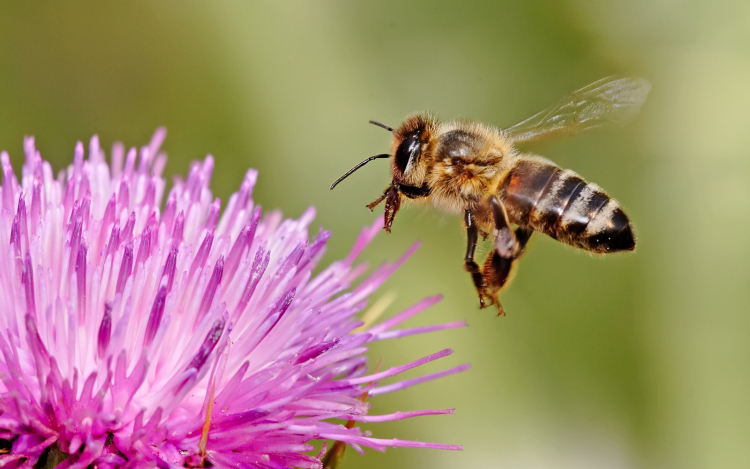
[{"xmin": 503, "ymin": 77, "xmax": 651, "ymax": 144}]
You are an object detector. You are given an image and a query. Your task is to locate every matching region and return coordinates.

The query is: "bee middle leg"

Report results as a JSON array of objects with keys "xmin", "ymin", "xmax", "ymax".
[{"xmin": 463, "ymin": 209, "xmax": 489, "ymax": 308}]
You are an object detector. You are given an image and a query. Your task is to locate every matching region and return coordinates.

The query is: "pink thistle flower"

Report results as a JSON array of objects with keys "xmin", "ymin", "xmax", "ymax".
[{"xmin": 0, "ymin": 129, "xmax": 468, "ymax": 468}]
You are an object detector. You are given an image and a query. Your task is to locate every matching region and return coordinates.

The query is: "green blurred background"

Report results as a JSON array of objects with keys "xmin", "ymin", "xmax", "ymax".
[{"xmin": 1, "ymin": 2, "xmax": 748, "ymax": 468}]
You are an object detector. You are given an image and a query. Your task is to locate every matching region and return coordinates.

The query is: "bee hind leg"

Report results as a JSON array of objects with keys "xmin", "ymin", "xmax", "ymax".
[{"xmin": 480, "ymin": 196, "xmax": 533, "ymax": 316}]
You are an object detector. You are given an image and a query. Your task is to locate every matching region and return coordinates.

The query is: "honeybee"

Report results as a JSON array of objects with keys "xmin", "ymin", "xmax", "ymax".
[{"xmin": 331, "ymin": 77, "xmax": 650, "ymax": 315}]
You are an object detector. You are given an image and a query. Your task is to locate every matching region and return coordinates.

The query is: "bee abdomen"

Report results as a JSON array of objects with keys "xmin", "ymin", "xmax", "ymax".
[{"xmin": 499, "ymin": 159, "xmax": 635, "ymax": 253}]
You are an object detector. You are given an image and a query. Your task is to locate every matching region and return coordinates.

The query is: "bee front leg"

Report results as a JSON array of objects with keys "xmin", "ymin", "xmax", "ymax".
[{"xmin": 463, "ymin": 210, "xmax": 489, "ymax": 308}]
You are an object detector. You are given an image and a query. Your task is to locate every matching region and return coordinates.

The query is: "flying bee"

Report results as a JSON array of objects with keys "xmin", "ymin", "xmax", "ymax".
[{"xmin": 330, "ymin": 77, "xmax": 650, "ymax": 315}]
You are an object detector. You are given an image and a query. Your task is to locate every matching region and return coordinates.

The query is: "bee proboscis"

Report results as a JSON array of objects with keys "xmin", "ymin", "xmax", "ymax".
[{"xmin": 331, "ymin": 77, "xmax": 650, "ymax": 315}]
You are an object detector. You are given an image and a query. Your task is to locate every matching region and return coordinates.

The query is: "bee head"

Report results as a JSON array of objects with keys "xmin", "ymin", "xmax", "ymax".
[
  {"xmin": 389, "ymin": 113, "xmax": 436, "ymax": 187},
  {"xmin": 329, "ymin": 114, "xmax": 436, "ymax": 233}
]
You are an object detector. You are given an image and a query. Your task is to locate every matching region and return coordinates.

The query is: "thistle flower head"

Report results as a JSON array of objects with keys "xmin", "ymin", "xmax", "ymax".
[{"xmin": 0, "ymin": 129, "xmax": 467, "ymax": 468}]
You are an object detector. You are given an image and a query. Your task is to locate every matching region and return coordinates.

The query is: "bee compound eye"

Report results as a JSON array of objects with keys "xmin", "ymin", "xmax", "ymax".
[{"xmin": 395, "ymin": 133, "xmax": 421, "ymax": 174}]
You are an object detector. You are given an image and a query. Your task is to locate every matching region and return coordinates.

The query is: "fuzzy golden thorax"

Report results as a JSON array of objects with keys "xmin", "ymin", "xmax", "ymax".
[{"xmin": 426, "ymin": 120, "xmax": 515, "ymax": 215}]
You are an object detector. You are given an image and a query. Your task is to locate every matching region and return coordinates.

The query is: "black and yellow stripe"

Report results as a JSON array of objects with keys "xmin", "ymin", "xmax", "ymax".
[{"xmin": 499, "ymin": 158, "xmax": 634, "ymax": 253}]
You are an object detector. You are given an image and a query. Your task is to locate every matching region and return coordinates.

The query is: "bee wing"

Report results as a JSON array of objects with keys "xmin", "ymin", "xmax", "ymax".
[{"xmin": 503, "ymin": 77, "xmax": 650, "ymax": 144}]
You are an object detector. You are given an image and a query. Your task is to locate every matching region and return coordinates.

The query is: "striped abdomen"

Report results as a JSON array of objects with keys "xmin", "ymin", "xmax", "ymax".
[{"xmin": 498, "ymin": 158, "xmax": 634, "ymax": 253}]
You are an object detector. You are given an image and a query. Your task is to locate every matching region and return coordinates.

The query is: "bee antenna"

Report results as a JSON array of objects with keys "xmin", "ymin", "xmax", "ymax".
[
  {"xmin": 369, "ymin": 120, "xmax": 394, "ymax": 132},
  {"xmin": 330, "ymin": 154, "xmax": 390, "ymax": 190}
]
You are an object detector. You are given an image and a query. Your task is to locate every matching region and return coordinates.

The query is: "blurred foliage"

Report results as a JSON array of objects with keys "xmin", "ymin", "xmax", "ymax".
[{"xmin": 0, "ymin": 1, "xmax": 749, "ymax": 468}]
